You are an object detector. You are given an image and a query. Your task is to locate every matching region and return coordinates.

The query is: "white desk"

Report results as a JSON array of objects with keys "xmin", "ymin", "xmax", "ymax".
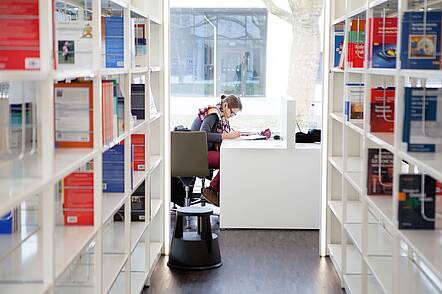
[{"xmin": 220, "ymin": 139, "xmax": 321, "ymax": 229}]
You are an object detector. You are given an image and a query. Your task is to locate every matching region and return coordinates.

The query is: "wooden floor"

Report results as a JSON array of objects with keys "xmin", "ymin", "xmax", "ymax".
[{"xmin": 143, "ymin": 217, "xmax": 343, "ymax": 294}]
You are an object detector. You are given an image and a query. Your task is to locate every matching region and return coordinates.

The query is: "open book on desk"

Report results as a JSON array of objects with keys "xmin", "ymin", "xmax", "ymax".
[{"xmin": 239, "ymin": 134, "xmax": 267, "ymax": 140}]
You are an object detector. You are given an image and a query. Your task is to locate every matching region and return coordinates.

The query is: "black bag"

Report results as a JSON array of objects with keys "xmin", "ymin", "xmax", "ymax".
[{"xmin": 295, "ymin": 129, "xmax": 321, "ymax": 143}]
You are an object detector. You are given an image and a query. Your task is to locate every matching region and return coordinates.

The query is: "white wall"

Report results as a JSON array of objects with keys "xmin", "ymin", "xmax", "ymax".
[{"xmin": 170, "ymin": 0, "xmax": 292, "ymax": 116}]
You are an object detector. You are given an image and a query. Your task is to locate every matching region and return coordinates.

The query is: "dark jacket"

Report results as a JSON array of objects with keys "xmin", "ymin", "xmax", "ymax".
[{"xmin": 191, "ymin": 113, "xmax": 222, "ymax": 150}]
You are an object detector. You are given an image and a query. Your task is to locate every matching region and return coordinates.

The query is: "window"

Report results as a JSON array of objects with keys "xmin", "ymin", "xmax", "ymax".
[{"xmin": 170, "ymin": 8, "xmax": 267, "ymax": 97}]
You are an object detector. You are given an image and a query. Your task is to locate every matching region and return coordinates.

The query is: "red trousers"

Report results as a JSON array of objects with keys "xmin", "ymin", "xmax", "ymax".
[{"xmin": 208, "ymin": 151, "xmax": 220, "ymax": 192}]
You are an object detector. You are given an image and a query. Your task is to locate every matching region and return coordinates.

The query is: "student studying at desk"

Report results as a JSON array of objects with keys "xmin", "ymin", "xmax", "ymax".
[{"xmin": 190, "ymin": 94, "xmax": 243, "ymax": 206}]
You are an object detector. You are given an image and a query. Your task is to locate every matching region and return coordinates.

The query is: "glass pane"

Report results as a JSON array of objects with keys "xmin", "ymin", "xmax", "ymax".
[
  {"xmin": 170, "ymin": 8, "xmax": 267, "ymax": 97},
  {"xmin": 171, "ymin": 9, "xmax": 215, "ymax": 97}
]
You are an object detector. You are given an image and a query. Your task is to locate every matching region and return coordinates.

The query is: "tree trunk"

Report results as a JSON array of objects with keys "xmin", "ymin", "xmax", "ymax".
[{"xmin": 287, "ymin": 16, "xmax": 321, "ymax": 122}]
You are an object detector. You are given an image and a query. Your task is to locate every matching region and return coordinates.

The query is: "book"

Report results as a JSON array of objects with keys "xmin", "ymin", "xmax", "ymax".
[
  {"xmin": 131, "ymin": 84, "xmax": 145, "ymax": 120},
  {"xmin": 0, "ymin": 212, "xmax": 13, "ymax": 234},
  {"xmin": 345, "ymin": 83, "xmax": 364, "ymax": 122},
  {"xmin": 367, "ymin": 148, "xmax": 393, "ymax": 195},
  {"xmin": 401, "ymin": 11, "xmax": 442, "ymax": 69},
  {"xmin": 103, "ymin": 144, "xmax": 125, "ymax": 193},
  {"xmin": 63, "ymin": 162, "xmax": 94, "ymax": 226},
  {"xmin": 0, "ymin": 0, "xmax": 40, "ymax": 70},
  {"xmin": 403, "ymin": 87, "xmax": 442, "ymax": 152},
  {"xmin": 132, "ymin": 134, "xmax": 145, "ymax": 171},
  {"xmin": 113, "ymin": 181, "xmax": 146, "ymax": 222},
  {"xmin": 0, "ymin": 98, "xmax": 8, "ymax": 152},
  {"xmin": 333, "ymin": 26, "xmax": 344, "ymax": 68},
  {"xmin": 369, "ymin": 17, "xmax": 397, "ymax": 68},
  {"xmin": 102, "ymin": 80, "xmax": 114, "ymax": 145},
  {"xmin": 54, "ymin": 82, "xmax": 93, "ymax": 148},
  {"xmin": 104, "ymin": 16, "xmax": 124, "ymax": 68},
  {"xmin": 398, "ymin": 174, "xmax": 436, "ymax": 229},
  {"xmin": 370, "ymin": 87, "xmax": 395, "ymax": 132},
  {"xmin": 55, "ymin": 2, "xmax": 93, "ymax": 69},
  {"xmin": 117, "ymin": 96, "xmax": 125, "ymax": 136},
  {"xmin": 348, "ymin": 19, "xmax": 365, "ymax": 68}
]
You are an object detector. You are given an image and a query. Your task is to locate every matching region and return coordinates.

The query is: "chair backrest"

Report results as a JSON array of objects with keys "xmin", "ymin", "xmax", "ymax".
[{"xmin": 171, "ymin": 131, "xmax": 209, "ymax": 178}]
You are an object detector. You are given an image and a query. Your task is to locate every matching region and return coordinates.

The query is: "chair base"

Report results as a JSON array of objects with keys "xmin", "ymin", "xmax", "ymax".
[{"xmin": 167, "ymin": 232, "xmax": 222, "ymax": 270}]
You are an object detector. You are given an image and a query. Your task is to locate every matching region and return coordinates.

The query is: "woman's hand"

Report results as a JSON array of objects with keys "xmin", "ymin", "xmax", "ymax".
[{"xmin": 222, "ymin": 131, "xmax": 241, "ymax": 140}]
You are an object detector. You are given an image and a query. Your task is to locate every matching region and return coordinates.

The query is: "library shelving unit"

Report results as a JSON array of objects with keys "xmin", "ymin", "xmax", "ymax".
[
  {"xmin": 0, "ymin": 0, "xmax": 168, "ymax": 293},
  {"xmin": 322, "ymin": 0, "xmax": 442, "ymax": 293}
]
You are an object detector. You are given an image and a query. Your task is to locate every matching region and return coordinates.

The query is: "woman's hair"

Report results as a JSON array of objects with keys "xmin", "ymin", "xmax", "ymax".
[{"xmin": 220, "ymin": 94, "xmax": 242, "ymax": 111}]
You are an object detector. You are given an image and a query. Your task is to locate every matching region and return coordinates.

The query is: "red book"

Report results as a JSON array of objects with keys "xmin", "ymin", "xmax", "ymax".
[
  {"xmin": 0, "ymin": 0, "xmax": 40, "ymax": 70},
  {"xmin": 348, "ymin": 19, "xmax": 365, "ymax": 68},
  {"xmin": 370, "ymin": 88, "xmax": 395, "ymax": 132},
  {"xmin": 63, "ymin": 169, "xmax": 94, "ymax": 225},
  {"xmin": 132, "ymin": 134, "xmax": 145, "ymax": 171},
  {"xmin": 367, "ymin": 148, "xmax": 393, "ymax": 195}
]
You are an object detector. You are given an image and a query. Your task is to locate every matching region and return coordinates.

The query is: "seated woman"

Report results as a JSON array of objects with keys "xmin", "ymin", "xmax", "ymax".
[{"xmin": 191, "ymin": 94, "xmax": 242, "ymax": 206}]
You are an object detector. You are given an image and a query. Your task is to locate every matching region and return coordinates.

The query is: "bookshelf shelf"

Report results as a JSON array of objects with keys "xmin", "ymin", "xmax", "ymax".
[
  {"xmin": 344, "ymin": 172, "xmax": 364, "ymax": 195},
  {"xmin": 344, "ymin": 274, "xmax": 384, "ymax": 294},
  {"xmin": 345, "ymin": 223, "xmax": 393, "ymax": 256},
  {"xmin": 366, "ymin": 132, "xmax": 394, "ymax": 151},
  {"xmin": 102, "ymin": 193, "xmax": 128, "ymax": 224},
  {"xmin": 53, "ymin": 69, "xmax": 97, "ymax": 81},
  {"xmin": 400, "ymin": 69, "xmax": 442, "ymax": 79},
  {"xmin": 328, "ymin": 244, "xmax": 362, "ymax": 275},
  {"xmin": 333, "ymin": 16, "xmax": 346, "ymax": 26},
  {"xmin": 324, "ymin": 0, "xmax": 442, "ymax": 293},
  {"xmin": 348, "ymin": 5, "xmax": 369, "ymax": 19},
  {"xmin": 0, "ymin": 0, "xmax": 167, "ymax": 292},
  {"xmin": 345, "ymin": 121, "xmax": 364, "ymax": 135},
  {"xmin": 103, "ymin": 253, "xmax": 129, "ymax": 293},
  {"xmin": 367, "ymin": 255, "xmax": 440, "ymax": 294},
  {"xmin": 366, "ymin": 68, "xmax": 399, "ymax": 76},
  {"xmin": 365, "ymin": 195, "xmax": 394, "ymax": 228},
  {"xmin": 329, "ymin": 200, "xmax": 378, "ymax": 224},
  {"xmin": 149, "ymin": 155, "xmax": 162, "ymax": 173},
  {"xmin": 150, "ymin": 112, "xmax": 162, "ymax": 123}
]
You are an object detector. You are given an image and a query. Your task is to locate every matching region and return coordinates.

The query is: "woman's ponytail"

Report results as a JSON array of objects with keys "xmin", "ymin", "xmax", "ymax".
[{"xmin": 221, "ymin": 94, "xmax": 242, "ymax": 111}]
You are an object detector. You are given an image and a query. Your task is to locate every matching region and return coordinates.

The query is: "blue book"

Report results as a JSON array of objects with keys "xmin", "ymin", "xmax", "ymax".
[
  {"xmin": 334, "ymin": 33, "xmax": 344, "ymax": 68},
  {"xmin": 103, "ymin": 144, "xmax": 125, "ymax": 192},
  {"xmin": 0, "ymin": 212, "xmax": 12, "ymax": 234},
  {"xmin": 401, "ymin": 11, "xmax": 442, "ymax": 69},
  {"xmin": 403, "ymin": 87, "xmax": 442, "ymax": 152},
  {"xmin": 105, "ymin": 16, "xmax": 124, "ymax": 68}
]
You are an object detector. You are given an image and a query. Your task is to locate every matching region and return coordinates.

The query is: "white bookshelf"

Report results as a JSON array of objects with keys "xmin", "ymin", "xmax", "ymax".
[
  {"xmin": 322, "ymin": 0, "xmax": 442, "ymax": 293},
  {"xmin": 0, "ymin": 0, "xmax": 168, "ymax": 292}
]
